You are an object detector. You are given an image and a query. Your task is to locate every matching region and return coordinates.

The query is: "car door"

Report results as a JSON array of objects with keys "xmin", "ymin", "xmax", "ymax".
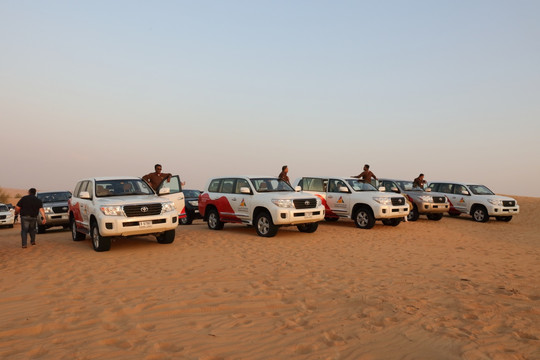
[
  {"xmin": 231, "ymin": 178, "xmax": 252, "ymax": 221},
  {"xmin": 451, "ymin": 184, "xmax": 470, "ymax": 213},
  {"xmin": 157, "ymin": 175, "xmax": 186, "ymax": 219},
  {"xmin": 79, "ymin": 180, "xmax": 93, "ymax": 230},
  {"xmin": 215, "ymin": 178, "xmax": 238, "ymax": 222},
  {"xmin": 327, "ymin": 179, "xmax": 350, "ymax": 217}
]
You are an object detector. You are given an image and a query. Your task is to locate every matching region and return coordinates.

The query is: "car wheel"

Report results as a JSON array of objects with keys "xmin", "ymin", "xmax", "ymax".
[
  {"xmin": 297, "ymin": 222, "xmax": 319, "ymax": 233},
  {"xmin": 427, "ymin": 213, "xmax": 443, "ymax": 221},
  {"xmin": 496, "ymin": 216, "xmax": 512, "ymax": 222},
  {"xmin": 36, "ymin": 223, "xmax": 46, "ymax": 234},
  {"xmin": 157, "ymin": 229, "xmax": 176, "ymax": 244},
  {"xmin": 324, "ymin": 217, "xmax": 339, "ymax": 222},
  {"xmin": 8, "ymin": 224, "xmax": 14, "ymax": 228},
  {"xmin": 353, "ymin": 207, "xmax": 375, "ymax": 229},
  {"xmin": 207, "ymin": 209, "xmax": 224, "ymax": 230},
  {"xmin": 91, "ymin": 221, "xmax": 111, "ymax": 252},
  {"xmin": 255, "ymin": 212, "xmax": 279, "ymax": 237},
  {"xmin": 71, "ymin": 219, "xmax": 86, "ymax": 241},
  {"xmin": 407, "ymin": 205, "xmax": 419, "ymax": 221},
  {"xmin": 382, "ymin": 218, "xmax": 401, "ymax": 226},
  {"xmin": 471, "ymin": 206, "xmax": 489, "ymax": 223},
  {"xmin": 180, "ymin": 213, "xmax": 193, "ymax": 225}
]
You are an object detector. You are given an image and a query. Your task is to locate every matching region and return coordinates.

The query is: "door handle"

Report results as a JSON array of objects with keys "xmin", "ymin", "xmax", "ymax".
[
  {"xmin": 231, "ymin": 197, "xmax": 237, "ymax": 201},
  {"xmin": 328, "ymin": 195, "xmax": 333, "ymax": 199}
]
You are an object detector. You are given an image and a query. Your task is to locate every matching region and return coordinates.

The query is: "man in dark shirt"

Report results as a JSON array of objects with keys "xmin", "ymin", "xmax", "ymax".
[
  {"xmin": 278, "ymin": 165, "xmax": 291, "ymax": 186},
  {"xmin": 353, "ymin": 164, "xmax": 377, "ymax": 184},
  {"xmin": 142, "ymin": 164, "xmax": 172, "ymax": 191},
  {"xmin": 413, "ymin": 173, "xmax": 427, "ymax": 189},
  {"xmin": 15, "ymin": 188, "xmax": 46, "ymax": 248}
]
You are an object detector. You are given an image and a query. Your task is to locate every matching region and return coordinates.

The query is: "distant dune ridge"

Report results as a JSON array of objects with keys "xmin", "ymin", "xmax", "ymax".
[{"xmin": 0, "ymin": 192, "xmax": 538, "ymax": 359}]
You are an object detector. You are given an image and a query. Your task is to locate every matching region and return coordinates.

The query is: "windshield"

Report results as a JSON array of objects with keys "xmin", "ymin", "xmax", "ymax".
[
  {"xmin": 183, "ymin": 190, "xmax": 201, "ymax": 198},
  {"xmin": 250, "ymin": 178, "xmax": 294, "ymax": 192},
  {"xmin": 95, "ymin": 179, "xmax": 154, "ymax": 197},
  {"xmin": 346, "ymin": 179, "xmax": 378, "ymax": 192},
  {"xmin": 37, "ymin": 192, "xmax": 72, "ymax": 202},
  {"xmin": 468, "ymin": 185, "xmax": 494, "ymax": 195},
  {"xmin": 395, "ymin": 181, "xmax": 419, "ymax": 191},
  {"xmin": 0, "ymin": 205, "xmax": 8, "ymax": 212}
]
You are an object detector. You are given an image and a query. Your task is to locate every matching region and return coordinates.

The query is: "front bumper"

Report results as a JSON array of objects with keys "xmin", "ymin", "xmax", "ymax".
[
  {"xmin": 0, "ymin": 216, "xmax": 15, "ymax": 225},
  {"xmin": 40, "ymin": 213, "xmax": 70, "ymax": 226},
  {"xmin": 487, "ymin": 205, "xmax": 520, "ymax": 216},
  {"xmin": 273, "ymin": 206, "xmax": 325, "ymax": 225},
  {"xmin": 373, "ymin": 204, "xmax": 410, "ymax": 219},
  {"xmin": 416, "ymin": 202, "xmax": 449, "ymax": 214},
  {"xmin": 97, "ymin": 213, "xmax": 178, "ymax": 237}
]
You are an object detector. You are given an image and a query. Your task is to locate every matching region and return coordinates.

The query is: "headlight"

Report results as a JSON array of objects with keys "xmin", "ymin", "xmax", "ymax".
[
  {"xmin": 488, "ymin": 199, "xmax": 503, "ymax": 206},
  {"xmin": 315, "ymin": 197, "xmax": 322, "ymax": 207},
  {"xmin": 272, "ymin": 199, "xmax": 294, "ymax": 208},
  {"xmin": 100, "ymin": 206, "xmax": 124, "ymax": 216},
  {"xmin": 419, "ymin": 195, "xmax": 433, "ymax": 203},
  {"xmin": 188, "ymin": 200, "xmax": 198, "ymax": 206},
  {"xmin": 373, "ymin": 197, "xmax": 392, "ymax": 205},
  {"xmin": 44, "ymin": 207, "xmax": 53, "ymax": 214},
  {"xmin": 162, "ymin": 201, "xmax": 176, "ymax": 213}
]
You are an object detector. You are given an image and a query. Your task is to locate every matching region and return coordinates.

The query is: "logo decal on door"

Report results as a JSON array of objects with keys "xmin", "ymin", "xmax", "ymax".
[
  {"xmin": 240, "ymin": 199, "xmax": 246, "ymax": 207},
  {"xmin": 338, "ymin": 196, "xmax": 344, "ymax": 204},
  {"xmin": 460, "ymin": 198, "xmax": 465, "ymax": 203}
]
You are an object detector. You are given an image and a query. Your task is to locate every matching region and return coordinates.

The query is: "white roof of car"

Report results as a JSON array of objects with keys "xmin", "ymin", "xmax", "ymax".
[
  {"xmin": 86, "ymin": 176, "xmax": 142, "ymax": 181},
  {"xmin": 429, "ymin": 181, "xmax": 483, "ymax": 186}
]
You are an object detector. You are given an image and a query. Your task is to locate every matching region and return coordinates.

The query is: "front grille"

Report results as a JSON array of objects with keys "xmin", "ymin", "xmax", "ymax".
[
  {"xmin": 503, "ymin": 200, "xmax": 515, "ymax": 207},
  {"xmin": 53, "ymin": 206, "xmax": 69, "ymax": 214},
  {"xmin": 391, "ymin": 197, "xmax": 406, "ymax": 206},
  {"xmin": 124, "ymin": 203, "xmax": 162, "ymax": 217},
  {"xmin": 0, "ymin": 215, "xmax": 5, "ymax": 220},
  {"xmin": 293, "ymin": 198, "xmax": 317, "ymax": 209},
  {"xmin": 433, "ymin": 196, "xmax": 446, "ymax": 203}
]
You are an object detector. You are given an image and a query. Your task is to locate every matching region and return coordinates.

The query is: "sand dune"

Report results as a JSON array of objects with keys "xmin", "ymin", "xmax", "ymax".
[{"xmin": 0, "ymin": 196, "xmax": 538, "ymax": 359}]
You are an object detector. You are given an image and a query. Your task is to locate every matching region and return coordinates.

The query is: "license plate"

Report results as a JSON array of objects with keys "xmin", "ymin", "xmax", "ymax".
[
  {"xmin": 140, "ymin": 221, "xmax": 152, "ymax": 228},
  {"xmin": 305, "ymin": 212, "xmax": 313, "ymax": 218}
]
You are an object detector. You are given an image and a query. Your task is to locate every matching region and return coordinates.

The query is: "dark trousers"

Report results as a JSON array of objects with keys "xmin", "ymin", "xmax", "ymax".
[{"xmin": 21, "ymin": 216, "xmax": 37, "ymax": 246}]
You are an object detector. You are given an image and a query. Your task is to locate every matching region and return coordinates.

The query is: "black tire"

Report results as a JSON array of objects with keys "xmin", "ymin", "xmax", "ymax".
[
  {"xmin": 8, "ymin": 224, "xmax": 13, "ymax": 228},
  {"xmin": 407, "ymin": 205, "xmax": 419, "ymax": 221},
  {"xmin": 496, "ymin": 216, "xmax": 513, "ymax": 222},
  {"xmin": 71, "ymin": 219, "xmax": 86, "ymax": 241},
  {"xmin": 36, "ymin": 223, "xmax": 46, "ymax": 234},
  {"xmin": 179, "ymin": 213, "xmax": 193, "ymax": 225},
  {"xmin": 382, "ymin": 218, "xmax": 401, "ymax": 226},
  {"xmin": 324, "ymin": 217, "xmax": 339, "ymax": 222},
  {"xmin": 471, "ymin": 206, "xmax": 489, "ymax": 223},
  {"xmin": 207, "ymin": 209, "xmax": 224, "ymax": 230},
  {"xmin": 255, "ymin": 211, "xmax": 279, "ymax": 237},
  {"xmin": 297, "ymin": 222, "xmax": 319, "ymax": 233},
  {"xmin": 427, "ymin": 213, "xmax": 443, "ymax": 221},
  {"xmin": 353, "ymin": 207, "xmax": 376, "ymax": 229},
  {"xmin": 157, "ymin": 229, "xmax": 176, "ymax": 244},
  {"xmin": 91, "ymin": 221, "xmax": 111, "ymax": 252}
]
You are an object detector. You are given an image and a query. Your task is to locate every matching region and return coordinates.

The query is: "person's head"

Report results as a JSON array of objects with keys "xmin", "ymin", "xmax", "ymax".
[
  {"xmin": 419, "ymin": 173, "xmax": 424, "ymax": 179},
  {"xmin": 364, "ymin": 164, "xmax": 370, "ymax": 171},
  {"xmin": 28, "ymin": 188, "xmax": 37, "ymax": 195},
  {"xmin": 154, "ymin": 164, "xmax": 162, "ymax": 173},
  {"xmin": 282, "ymin": 165, "xmax": 288, "ymax": 173}
]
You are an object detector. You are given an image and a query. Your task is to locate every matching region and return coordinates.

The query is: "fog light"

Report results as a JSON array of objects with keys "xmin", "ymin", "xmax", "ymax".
[
  {"xmin": 281, "ymin": 213, "xmax": 287, "ymax": 219},
  {"xmin": 105, "ymin": 223, "xmax": 113, "ymax": 230}
]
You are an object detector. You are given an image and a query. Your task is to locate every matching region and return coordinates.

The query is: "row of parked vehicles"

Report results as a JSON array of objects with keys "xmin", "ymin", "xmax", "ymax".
[{"xmin": 0, "ymin": 174, "xmax": 520, "ymax": 252}]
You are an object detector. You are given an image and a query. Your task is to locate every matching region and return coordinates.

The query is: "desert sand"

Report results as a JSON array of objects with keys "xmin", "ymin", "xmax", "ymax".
[{"xmin": 0, "ymin": 193, "xmax": 538, "ymax": 360}]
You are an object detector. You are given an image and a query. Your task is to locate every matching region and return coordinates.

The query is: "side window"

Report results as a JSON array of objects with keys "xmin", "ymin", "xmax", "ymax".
[
  {"xmin": 235, "ymin": 179, "xmax": 251, "ymax": 194},
  {"xmin": 438, "ymin": 183, "xmax": 453, "ymax": 194},
  {"xmin": 454, "ymin": 185, "xmax": 469, "ymax": 195},
  {"xmin": 220, "ymin": 178, "xmax": 235, "ymax": 194},
  {"xmin": 73, "ymin": 182, "xmax": 82, "ymax": 198},
  {"xmin": 208, "ymin": 179, "xmax": 221, "ymax": 193},
  {"xmin": 328, "ymin": 179, "xmax": 347, "ymax": 193},
  {"xmin": 381, "ymin": 181, "xmax": 394, "ymax": 192},
  {"xmin": 80, "ymin": 181, "xmax": 93, "ymax": 199},
  {"xmin": 159, "ymin": 175, "xmax": 181, "ymax": 194},
  {"xmin": 304, "ymin": 178, "xmax": 326, "ymax": 192}
]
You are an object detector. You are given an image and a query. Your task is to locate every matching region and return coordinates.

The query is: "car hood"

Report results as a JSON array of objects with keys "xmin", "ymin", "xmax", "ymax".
[
  {"xmin": 255, "ymin": 191, "xmax": 319, "ymax": 200},
  {"xmin": 42, "ymin": 201, "xmax": 69, "ymax": 207},
  {"xmin": 96, "ymin": 195, "xmax": 171, "ymax": 205}
]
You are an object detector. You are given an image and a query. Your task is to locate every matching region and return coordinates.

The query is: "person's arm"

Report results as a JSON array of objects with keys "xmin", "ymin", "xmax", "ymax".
[
  {"xmin": 39, "ymin": 208, "xmax": 46, "ymax": 224},
  {"xmin": 142, "ymin": 173, "xmax": 151, "ymax": 183},
  {"xmin": 372, "ymin": 172, "xmax": 377, "ymax": 180},
  {"xmin": 165, "ymin": 173, "xmax": 172, "ymax": 182},
  {"xmin": 15, "ymin": 205, "xmax": 21, "ymax": 215}
]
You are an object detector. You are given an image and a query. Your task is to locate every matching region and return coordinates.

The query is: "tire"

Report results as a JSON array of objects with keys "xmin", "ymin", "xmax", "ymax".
[
  {"xmin": 427, "ymin": 213, "xmax": 443, "ymax": 221},
  {"xmin": 353, "ymin": 207, "xmax": 375, "ymax": 229},
  {"xmin": 255, "ymin": 211, "xmax": 279, "ymax": 237},
  {"xmin": 382, "ymin": 218, "xmax": 401, "ymax": 226},
  {"xmin": 324, "ymin": 217, "xmax": 339, "ymax": 222},
  {"xmin": 8, "ymin": 224, "xmax": 13, "ymax": 228},
  {"xmin": 71, "ymin": 219, "xmax": 86, "ymax": 241},
  {"xmin": 471, "ymin": 206, "xmax": 489, "ymax": 223},
  {"xmin": 91, "ymin": 221, "xmax": 111, "ymax": 252},
  {"xmin": 207, "ymin": 209, "xmax": 224, "ymax": 230},
  {"xmin": 179, "ymin": 213, "xmax": 192, "ymax": 225},
  {"xmin": 297, "ymin": 222, "xmax": 319, "ymax": 233},
  {"xmin": 36, "ymin": 223, "xmax": 46, "ymax": 234},
  {"xmin": 496, "ymin": 216, "xmax": 513, "ymax": 222},
  {"xmin": 407, "ymin": 205, "xmax": 419, "ymax": 221},
  {"xmin": 157, "ymin": 229, "xmax": 176, "ymax": 244}
]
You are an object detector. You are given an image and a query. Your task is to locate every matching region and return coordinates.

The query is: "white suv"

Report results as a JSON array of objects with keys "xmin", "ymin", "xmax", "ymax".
[
  {"xmin": 0, "ymin": 203, "xmax": 15, "ymax": 228},
  {"xmin": 427, "ymin": 181, "xmax": 519, "ymax": 222},
  {"xmin": 69, "ymin": 176, "xmax": 182, "ymax": 251},
  {"xmin": 198, "ymin": 176, "xmax": 325, "ymax": 237},
  {"xmin": 294, "ymin": 176, "xmax": 410, "ymax": 229}
]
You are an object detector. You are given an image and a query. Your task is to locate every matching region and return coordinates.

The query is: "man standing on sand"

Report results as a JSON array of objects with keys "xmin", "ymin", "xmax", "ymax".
[
  {"xmin": 413, "ymin": 173, "xmax": 427, "ymax": 189},
  {"xmin": 352, "ymin": 164, "xmax": 377, "ymax": 184},
  {"xmin": 143, "ymin": 164, "xmax": 172, "ymax": 191},
  {"xmin": 15, "ymin": 188, "xmax": 46, "ymax": 248},
  {"xmin": 278, "ymin": 165, "xmax": 291, "ymax": 186}
]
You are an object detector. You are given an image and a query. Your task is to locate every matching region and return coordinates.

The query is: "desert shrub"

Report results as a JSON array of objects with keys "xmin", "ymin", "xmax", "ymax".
[{"xmin": 0, "ymin": 187, "xmax": 9, "ymax": 203}]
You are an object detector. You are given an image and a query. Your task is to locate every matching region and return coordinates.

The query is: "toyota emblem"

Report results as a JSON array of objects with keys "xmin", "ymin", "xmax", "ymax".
[
  {"xmin": 140, "ymin": 206, "xmax": 149, "ymax": 213},
  {"xmin": 304, "ymin": 200, "xmax": 310, "ymax": 206}
]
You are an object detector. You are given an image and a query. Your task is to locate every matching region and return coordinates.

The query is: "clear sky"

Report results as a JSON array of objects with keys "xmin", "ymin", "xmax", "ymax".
[{"xmin": 1, "ymin": 1, "xmax": 539, "ymax": 197}]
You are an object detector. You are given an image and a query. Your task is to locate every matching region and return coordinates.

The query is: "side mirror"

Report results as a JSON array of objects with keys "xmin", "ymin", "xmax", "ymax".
[
  {"xmin": 425, "ymin": 188, "xmax": 432, "ymax": 192},
  {"xmin": 391, "ymin": 187, "xmax": 399, "ymax": 193},
  {"xmin": 461, "ymin": 190, "xmax": 469, "ymax": 196},
  {"xmin": 378, "ymin": 186, "xmax": 386, "ymax": 192},
  {"xmin": 80, "ymin": 191, "xmax": 91, "ymax": 199},
  {"xmin": 339, "ymin": 186, "xmax": 349, "ymax": 193},
  {"xmin": 159, "ymin": 187, "xmax": 171, "ymax": 195},
  {"xmin": 295, "ymin": 186, "xmax": 302, "ymax": 192},
  {"xmin": 240, "ymin": 187, "xmax": 251, "ymax": 194}
]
